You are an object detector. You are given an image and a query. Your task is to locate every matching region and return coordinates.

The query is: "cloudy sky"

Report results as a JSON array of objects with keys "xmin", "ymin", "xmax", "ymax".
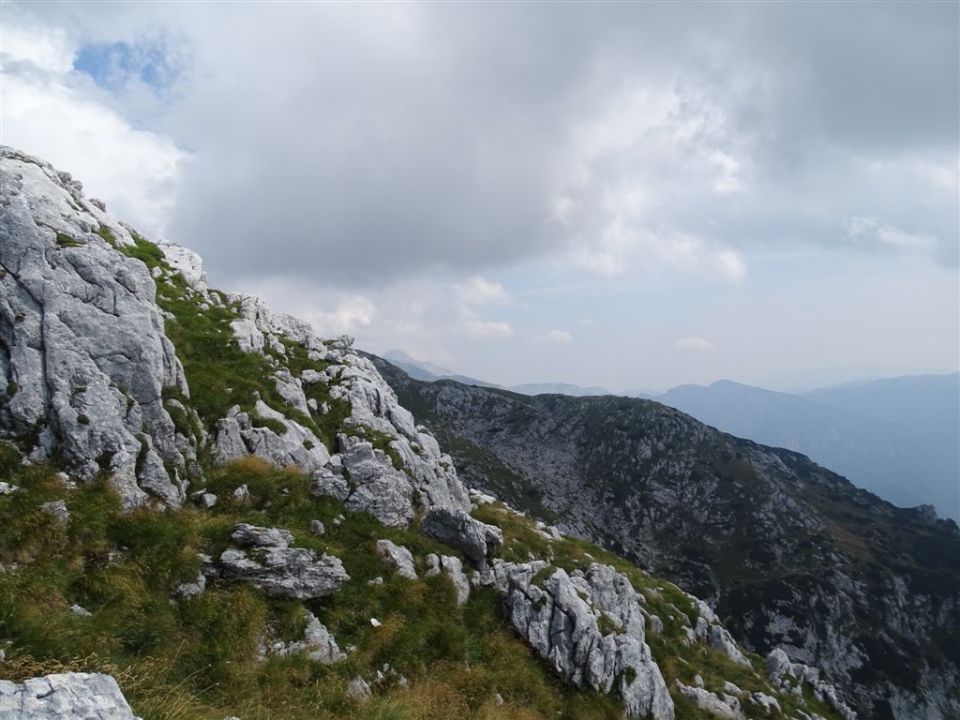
[{"xmin": 2, "ymin": 2, "xmax": 957, "ymax": 391}]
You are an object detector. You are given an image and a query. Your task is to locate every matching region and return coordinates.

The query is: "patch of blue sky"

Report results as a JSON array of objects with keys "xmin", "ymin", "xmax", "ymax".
[{"xmin": 74, "ymin": 39, "xmax": 179, "ymax": 93}]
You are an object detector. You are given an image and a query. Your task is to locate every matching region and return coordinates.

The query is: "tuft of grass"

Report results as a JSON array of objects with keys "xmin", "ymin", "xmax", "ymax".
[{"xmin": 55, "ymin": 232, "xmax": 83, "ymax": 248}]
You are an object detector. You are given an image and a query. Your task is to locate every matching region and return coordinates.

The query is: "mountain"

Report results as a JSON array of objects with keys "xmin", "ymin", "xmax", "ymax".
[
  {"xmin": 372, "ymin": 359, "xmax": 960, "ymax": 720},
  {"xmin": 0, "ymin": 147, "xmax": 861, "ymax": 719},
  {"xmin": 383, "ymin": 353, "xmax": 615, "ymax": 398},
  {"xmin": 382, "ymin": 350, "xmax": 498, "ymax": 387},
  {"xmin": 655, "ymin": 378, "xmax": 959, "ymax": 520},
  {"xmin": 510, "ymin": 383, "xmax": 613, "ymax": 397}
]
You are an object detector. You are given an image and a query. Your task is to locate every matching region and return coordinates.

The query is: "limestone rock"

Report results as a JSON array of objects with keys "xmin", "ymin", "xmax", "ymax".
[
  {"xmin": 0, "ymin": 672, "xmax": 140, "ymax": 719},
  {"xmin": 211, "ymin": 403, "xmax": 330, "ymax": 474},
  {"xmin": 674, "ymin": 681, "xmax": 745, "ymax": 719},
  {"xmin": 420, "ymin": 507, "xmax": 503, "ymax": 570},
  {"xmin": 494, "ymin": 561, "xmax": 674, "ymax": 720},
  {"xmin": 425, "ymin": 553, "xmax": 471, "ymax": 605},
  {"xmin": 338, "ymin": 435, "xmax": 415, "ymax": 527},
  {"xmin": 766, "ymin": 649, "xmax": 857, "ymax": 720},
  {"xmin": 376, "ymin": 539, "xmax": 417, "ymax": 579},
  {"xmin": 262, "ymin": 611, "xmax": 344, "ymax": 665},
  {"xmin": 0, "ymin": 147, "xmax": 193, "ymax": 509},
  {"xmin": 346, "ymin": 676, "xmax": 372, "ymax": 702},
  {"xmin": 219, "ymin": 523, "xmax": 348, "ymax": 600}
]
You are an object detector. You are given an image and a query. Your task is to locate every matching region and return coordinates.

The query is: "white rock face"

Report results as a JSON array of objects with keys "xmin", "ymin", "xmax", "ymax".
[
  {"xmin": 493, "ymin": 561, "xmax": 674, "ymax": 720},
  {"xmin": 211, "ymin": 402, "xmax": 330, "ymax": 473},
  {"xmin": 0, "ymin": 672, "xmax": 140, "ymax": 719},
  {"xmin": 0, "ymin": 147, "xmax": 194, "ymax": 508}
]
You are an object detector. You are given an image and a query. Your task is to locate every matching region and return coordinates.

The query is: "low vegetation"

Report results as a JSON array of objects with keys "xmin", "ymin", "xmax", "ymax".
[{"xmin": 0, "ymin": 444, "xmax": 840, "ymax": 720}]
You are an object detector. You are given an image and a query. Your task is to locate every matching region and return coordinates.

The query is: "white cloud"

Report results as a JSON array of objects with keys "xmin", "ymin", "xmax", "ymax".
[
  {"xmin": 455, "ymin": 276, "xmax": 512, "ymax": 305},
  {"xmin": 463, "ymin": 317, "xmax": 513, "ymax": 340},
  {"xmin": 676, "ymin": 337, "xmax": 715, "ymax": 351},
  {"xmin": 709, "ymin": 150, "xmax": 742, "ymax": 195},
  {"xmin": 0, "ymin": 24, "xmax": 185, "ymax": 240},
  {"xmin": 547, "ymin": 329, "xmax": 573, "ymax": 343},
  {"xmin": 306, "ymin": 295, "xmax": 376, "ymax": 335},
  {"xmin": 845, "ymin": 216, "xmax": 937, "ymax": 252}
]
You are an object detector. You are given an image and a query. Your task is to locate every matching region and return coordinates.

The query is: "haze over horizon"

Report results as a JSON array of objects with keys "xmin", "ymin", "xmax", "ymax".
[{"xmin": 2, "ymin": 2, "xmax": 957, "ymax": 390}]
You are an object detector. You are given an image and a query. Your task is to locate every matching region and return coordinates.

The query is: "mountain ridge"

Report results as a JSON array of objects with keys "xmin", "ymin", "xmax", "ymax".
[
  {"xmin": 0, "ymin": 146, "xmax": 862, "ymax": 720},
  {"xmin": 372, "ymin": 357, "xmax": 960, "ymax": 720}
]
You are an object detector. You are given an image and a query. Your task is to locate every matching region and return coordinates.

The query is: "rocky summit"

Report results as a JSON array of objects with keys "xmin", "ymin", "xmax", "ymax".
[{"xmin": 0, "ymin": 146, "xmax": 940, "ymax": 720}]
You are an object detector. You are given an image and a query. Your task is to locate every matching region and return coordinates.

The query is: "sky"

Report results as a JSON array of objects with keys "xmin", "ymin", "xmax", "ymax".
[{"xmin": 2, "ymin": 2, "xmax": 958, "ymax": 392}]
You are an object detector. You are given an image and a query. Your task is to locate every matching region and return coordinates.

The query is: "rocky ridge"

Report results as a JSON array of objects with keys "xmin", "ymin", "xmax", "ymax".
[
  {"xmin": 373, "ymin": 358, "xmax": 960, "ymax": 720},
  {"xmin": 1, "ymin": 147, "xmax": 853, "ymax": 720}
]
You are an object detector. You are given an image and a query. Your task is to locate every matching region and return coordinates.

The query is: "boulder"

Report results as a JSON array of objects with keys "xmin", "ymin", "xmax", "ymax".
[
  {"xmin": 219, "ymin": 524, "xmax": 348, "ymax": 600},
  {"xmin": 376, "ymin": 539, "xmax": 417, "ymax": 579},
  {"xmin": 0, "ymin": 672, "xmax": 140, "ymax": 719},
  {"xmin": 420, "ymin": 507, "xmax": 503, "ymax": 570}
]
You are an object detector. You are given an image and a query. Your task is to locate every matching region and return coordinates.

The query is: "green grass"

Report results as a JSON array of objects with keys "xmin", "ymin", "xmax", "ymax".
[{"xmin": 55, "ymin": 232, "xmax": 83, "ymax": 248}]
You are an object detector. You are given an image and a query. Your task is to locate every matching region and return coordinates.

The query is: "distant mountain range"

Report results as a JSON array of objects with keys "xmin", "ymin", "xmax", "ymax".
[
  {"xmin": 383, "ymin": 351, "xmax": 614, "ymax": 396},
  {"xmin": 656, "ymin": 374, "xmax": 959, "ymax": 520},
  {"xmin": 385, "ymin": 352, "xmax": 958, "ymax": 520}
]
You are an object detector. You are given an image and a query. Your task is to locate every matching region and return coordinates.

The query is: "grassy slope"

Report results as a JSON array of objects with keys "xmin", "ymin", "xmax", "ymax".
[{"xmin": 0, "ymin": 235, "xmax": 842, "ymax": 720}]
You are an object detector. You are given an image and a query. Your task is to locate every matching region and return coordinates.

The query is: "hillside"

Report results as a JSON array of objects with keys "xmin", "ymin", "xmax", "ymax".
[
  {"xmin": 372, "ymin": 359, "xmax": 960, "ymax": 720},
  {"xmin": 0, "ymin": 147, "xmax": 857, "ymax": 720},
  {"xmin": 655, "ymin": 378, "xmax": 959, "ymax": 520}
]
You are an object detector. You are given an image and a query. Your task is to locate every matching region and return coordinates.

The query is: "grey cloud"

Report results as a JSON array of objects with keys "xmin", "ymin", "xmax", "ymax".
[{"xmin": 14, "ymin": 1, "xmax": 959, "ymax": 286}]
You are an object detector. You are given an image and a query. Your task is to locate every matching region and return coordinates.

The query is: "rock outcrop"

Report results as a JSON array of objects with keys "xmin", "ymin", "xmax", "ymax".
[
  {"xmin": 766, "ymin": 649, "xmax": 857, "ymax": 720},
  {"xmin": 0, "ymin": 672, "xmax": 140, "ymax": 719},
  {"xmin": 420, "ymin": 507, "xmax": 503, "ymax": 575},
  {"xmin": 494, "ymin": 561, "xmax": 674, "ymax": 720},
  {"xmin": 0, "ymin": 147, "xmax": 195, "ymax": 508},
  {"xmin": 217, "ymin": 523, "xmax": 349, "ymax": 599}
]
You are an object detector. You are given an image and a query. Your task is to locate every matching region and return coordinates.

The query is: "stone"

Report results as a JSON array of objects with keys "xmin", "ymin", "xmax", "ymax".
[
  {"xmin": 69, "ymin": 603, "xmax": 92, "ymax": 617},
  {"xmin": 310, "ymin": 519, "xmax": 326, "ymax": 536},
  {"xmin": 0, "ymin": 482, "xmax": 18, "ymax": 495},
  {"xmin": 192, "ymin": 491, "xmax": 218, "ymax": 509},
  {"xmin": 233, "ymin": 484, "xmax": 250, "ymax": 501},
  {"xmin": 40, "ymin": 500, "xmax": 69, "ymax": 523},
  {"xmin": 219, "ymin": 524, "xmax": 349, "ymax": 600},
  {"xmin": 649, "ymin": 615, "xmax": 664, "ymax": 634},
  {"xmin": 722, "ymin": 681, "xmax": 743, "ymax": 696},
  {"xmin": 375, "ymin": 539, "xmax": 417, "ymax": 579},
  {"xmin": 264, "ymin": 611, "xmax": 345, "ymax": 664},
  {"xmin": 370, "ymin": 618, "xmax": 382, "ymax": 628},
  {"xmin": 750, "ymin": 691, "xmax": 781, "ymax": 715},
  {"xmin": 346, "ymin": 676, "xmax": 372, "ymax": 702},
  {"xmin": 494, "ymin": 561, "xmax": 674, "ymax": 720},
  {"xmin": 420, "ymin": 507, "xmax": 503, "ymax": 570},
  {"xmin": 0, "ymin": 672, "xmax": 140, "ymax": 719},
  {"xmin": 173, "ymin": 573, "xmax": 206, "ymax": 600},
  {"xmin": 674, "ymin": 681, "xmax": 744, "ymax": 720},
  {"xmin": 707, "ymin": 625, "xmax": 750, "ymax": 666},
  {"xmin": 425, "ymin": 553, "xmax": 470, "ymax": 605}
]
